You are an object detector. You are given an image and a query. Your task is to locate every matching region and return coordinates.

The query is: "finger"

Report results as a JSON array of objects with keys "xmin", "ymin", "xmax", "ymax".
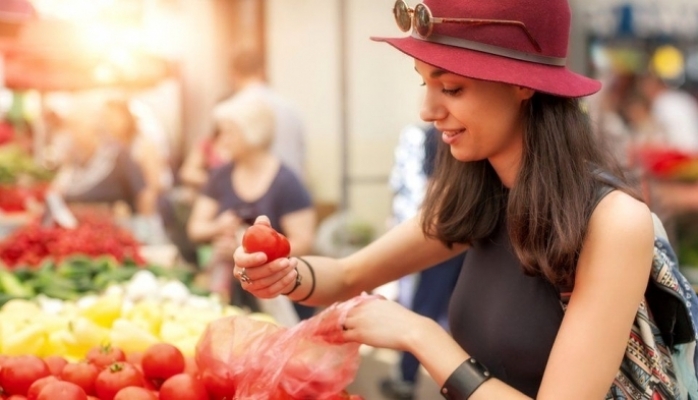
[
  {"xmin": 254, "ymin": 215, "xmax": 272, "ymax": 227},
  {"xmin": 233, "ymin": 244, "xmax": 268, "ymax": 267},
  {"xmin": 254, "ymin": 270, "xmax": 299, "ymax": 298},
  {"xmin": 244, "ymin": 257, "xmax": 294, "ymax": 281}
]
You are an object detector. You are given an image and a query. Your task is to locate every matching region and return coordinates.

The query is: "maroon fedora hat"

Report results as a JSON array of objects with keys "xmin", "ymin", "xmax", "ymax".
[{"xmin": 372, "ymin": 0, "xmax": 601, "ymax": 98}]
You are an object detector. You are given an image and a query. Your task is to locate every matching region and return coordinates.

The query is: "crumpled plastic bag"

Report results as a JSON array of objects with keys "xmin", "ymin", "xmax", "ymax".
[{"xmin": 196, "ymin": 294, "xmax": 378, "ymax": 400}]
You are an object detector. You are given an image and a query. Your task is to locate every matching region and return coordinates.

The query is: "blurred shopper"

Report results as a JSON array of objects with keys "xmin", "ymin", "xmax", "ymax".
[
  {"xmin": 178, "ymin": 127, "xmax": 230, "ymax": 191},
  {"xmin": 101, "ymin": 99, "xmax": 172, "ymax": 244},
  {"xmin": 621, "ymin": 92, "xmax": 664, "ymax": 146},
  {"xmin": 51, "ymin": 110, "xmax": 148, "ymax": 215},
  {"xmin": 187, "ymin": 94, "xmax": 316, "ymax": 320},
  {"xmin": 639, "ymin": 72, "xmax": 698, "ymax": 152},
  {"xmin": 382, "ymin": 124, "xmax": 465, "ymax": 400},
  {"xmin": 101, "ymin": 99, "xmax": 163, "ymax": 215},
  {"xmin": 224, "ymin": 46, "xmax": 307, "ymax": 181}
]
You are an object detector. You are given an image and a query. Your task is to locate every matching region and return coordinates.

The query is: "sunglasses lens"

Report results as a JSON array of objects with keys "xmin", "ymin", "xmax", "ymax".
[
  {"xmin": 414, "ymin": 4, "xmax": 432, "ymax": 37},
  {"xmin": 393, "ymin": 0, "xmax": 411, "ymax": 32}
]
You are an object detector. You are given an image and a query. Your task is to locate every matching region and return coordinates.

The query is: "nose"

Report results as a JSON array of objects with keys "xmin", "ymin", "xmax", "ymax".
[{"xmin": 419, "ymin": 89, "xmax": 446, "ymax": 123}]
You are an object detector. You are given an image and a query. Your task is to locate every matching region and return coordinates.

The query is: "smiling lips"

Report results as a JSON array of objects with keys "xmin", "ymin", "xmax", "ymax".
[{"xmin": 441, "ymin": 129, "xmax": 465, "ymax": 144}]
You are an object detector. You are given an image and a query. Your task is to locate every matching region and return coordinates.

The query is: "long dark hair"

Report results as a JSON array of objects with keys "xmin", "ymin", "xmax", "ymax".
[{"xmin": 421, "ymin": 93, "xmax": 640, "ymax": 287}]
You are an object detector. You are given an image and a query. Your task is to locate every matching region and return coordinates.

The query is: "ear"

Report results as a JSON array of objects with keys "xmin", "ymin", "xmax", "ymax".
[{"xmin": 515, "ymin": 86, "xmax": 535, "ymax": 102}]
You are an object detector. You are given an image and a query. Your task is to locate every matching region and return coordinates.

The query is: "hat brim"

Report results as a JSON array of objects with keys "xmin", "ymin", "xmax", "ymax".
[{"xmin": 371, "ymin": 36, "xmax": 601, "ymax": 98}]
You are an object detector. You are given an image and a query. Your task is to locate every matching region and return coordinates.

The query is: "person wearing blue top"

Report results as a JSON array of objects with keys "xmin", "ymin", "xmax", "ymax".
[{"xmin": 187, "ymin": 93, "xmax": 316, "ymax": 320}]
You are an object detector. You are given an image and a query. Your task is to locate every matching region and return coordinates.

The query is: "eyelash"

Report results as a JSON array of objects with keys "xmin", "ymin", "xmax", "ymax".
[
  {"xmin": 419, "ymin": 82, "xmax": 462, "ymax": 96},
  {"xmin": 442, "ymin": 88, "xmax": 462, "ymax": 96}
]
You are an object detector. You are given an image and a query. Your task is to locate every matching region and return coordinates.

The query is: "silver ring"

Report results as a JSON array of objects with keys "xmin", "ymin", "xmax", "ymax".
[{"xmin": 240, "ymin": 267, "xmax": 252, "ymax": 284}]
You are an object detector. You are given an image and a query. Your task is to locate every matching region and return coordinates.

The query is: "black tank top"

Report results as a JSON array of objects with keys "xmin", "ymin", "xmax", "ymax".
[{"xmin": 448, "ymin": 219, "xmax": 564, "ymax": 397}]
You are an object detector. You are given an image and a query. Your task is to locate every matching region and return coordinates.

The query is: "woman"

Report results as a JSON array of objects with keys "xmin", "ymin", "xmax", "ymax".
[
  {"xmin": 187, "ymin": 94, "xmax": 316, "ymax": 320},
  {"xmin": 102, "ymin": 99, "xmax": 166, "ymax": 216},
  {"xmin": 233, "ymin": 0, "xmax": 657, "ymax": 399},
  {"xmin": 51, "ymin": 110, "xmax": 149, "ymax": 215}
]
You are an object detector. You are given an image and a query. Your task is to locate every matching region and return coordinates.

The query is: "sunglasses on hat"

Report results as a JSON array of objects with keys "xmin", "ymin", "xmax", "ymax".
[{"xmin": 393, "ymin": 0, "xmax": 542, "ymax": 53}]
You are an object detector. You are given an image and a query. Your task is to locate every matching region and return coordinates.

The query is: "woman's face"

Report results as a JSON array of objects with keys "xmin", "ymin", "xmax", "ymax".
[
  {"xmin": 217, "ymin": 120, "xmax": 248, "ymax": 160},
  {"xmin": 415, "ymin": 60, "xmax": 532, "ymax": 165}
]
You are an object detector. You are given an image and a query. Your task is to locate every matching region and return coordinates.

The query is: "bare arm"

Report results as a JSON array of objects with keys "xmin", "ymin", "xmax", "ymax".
[
  {"xmin": 179, "ymin": 145, "xmax": 209, "ymax": 189},
  {"xmin": 235, "ymin": 213, "xmax": 468, "ymax": 304},
  {"xmin": 279, "ymin": 207, "xmax": 317, "ymax": 257},
  {"xmin": 187, "ymin": 195, "xmax": 238, "ymax": 243},
  {"xmin": 135, "ymin": 187, "xmax": 158, "ymax": 216}
]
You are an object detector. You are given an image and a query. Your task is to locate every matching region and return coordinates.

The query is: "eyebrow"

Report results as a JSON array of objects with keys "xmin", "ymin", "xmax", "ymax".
[{"xmin": 414, "ymin": 66, "xmax": 453, "ymax": 79}]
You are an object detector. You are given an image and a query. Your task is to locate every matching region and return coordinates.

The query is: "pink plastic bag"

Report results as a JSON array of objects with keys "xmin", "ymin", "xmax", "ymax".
[{"xmin": 196, "ymin": 294, "xmax": 378, "ymax": 400}]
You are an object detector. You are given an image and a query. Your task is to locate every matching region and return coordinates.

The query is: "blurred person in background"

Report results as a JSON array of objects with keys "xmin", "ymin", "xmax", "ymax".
[
  {"xmin": 639, "ymin": 72, "xmax": 698, "ymax": 152},
  {"xmin": 178, "ymin": 126, "xmax": 230, "ymax": 191},
  {"xmin": 187, "ymin": 93, "xmax": 316, "ymax": 320},
  {"xmin": 620, "ymin": 91, "xmax": 664, "ymax": 147},
  {"xmin": 51, "ymin": 108, "xmax": 148, "ymax": 215},
  {"xmin": 160, "ymin": 124, "xmax": 230, "ymax": 266},
  {"xmin": 101, "ymin": 98, "xmax": 172, "ymax": 244},
  {"xmin": 382, "ymin": 123, "xmax": 465, "ymax": 400},
  {"xmin": 225, "ymin": 46, "xmax": 307, "ymax": 182},
  {"xmin": 101, "ymin": 99, "xmax": 163, "ymax": 216}
]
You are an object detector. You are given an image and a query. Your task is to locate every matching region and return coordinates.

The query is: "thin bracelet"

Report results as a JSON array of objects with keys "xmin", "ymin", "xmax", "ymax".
[
  {"xmin": 281, "ymin": 265, "xmax": 302, "ymax": 296},
  {"xmin": 296, "ymin": 257, "xmax": 316, "ymax": 302}
]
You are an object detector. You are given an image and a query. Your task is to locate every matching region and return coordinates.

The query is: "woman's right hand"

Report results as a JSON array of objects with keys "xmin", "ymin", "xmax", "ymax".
[{"xmin": 232, "ymin": 216, "xmax": 299, "ymax": 298}]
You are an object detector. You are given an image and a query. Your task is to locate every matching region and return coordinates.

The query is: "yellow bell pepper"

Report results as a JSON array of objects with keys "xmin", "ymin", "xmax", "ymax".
[
  {"xmin": 1, "ymin": 323, "xmax": 46, "ymax": 356},
  {"xmin": 109, "ymin": 319, "xmax": 159, "ymax": 354}
]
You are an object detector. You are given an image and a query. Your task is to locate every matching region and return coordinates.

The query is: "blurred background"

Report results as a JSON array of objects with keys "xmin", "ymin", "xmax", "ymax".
[
  {"xmin": 0, "ymin": 0, "xmax": 697, "ymax": 399},
  {"xmin": 0, "ymin": 0, "xmax": 694, "ymax": 246}
]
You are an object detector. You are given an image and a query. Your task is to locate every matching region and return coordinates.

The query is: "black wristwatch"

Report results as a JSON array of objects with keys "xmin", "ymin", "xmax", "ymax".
[{"xmin": 440, "ymin": 358, "xmax": 491, "ymax": 399}]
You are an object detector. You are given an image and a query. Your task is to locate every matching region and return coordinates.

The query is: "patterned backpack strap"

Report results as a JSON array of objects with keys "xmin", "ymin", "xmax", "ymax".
[{"xmin": 555, "ymin": 179, "xmax": 686, "ymax": 399}]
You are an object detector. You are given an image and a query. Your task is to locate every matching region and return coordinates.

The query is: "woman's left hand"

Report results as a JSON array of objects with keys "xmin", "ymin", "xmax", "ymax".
[{"xmin": 342, "ymin": 298, "xmax": 425, "ymax": 352}]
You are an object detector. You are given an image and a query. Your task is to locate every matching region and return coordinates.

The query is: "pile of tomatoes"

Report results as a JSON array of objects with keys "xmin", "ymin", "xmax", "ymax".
[
  {"xmin": 0, "ymin": 216, "xmax": 144, "ymax": 268},
  {"xmin": 0, "ymin": 343, "xmax": 206, "ymax": 400}
]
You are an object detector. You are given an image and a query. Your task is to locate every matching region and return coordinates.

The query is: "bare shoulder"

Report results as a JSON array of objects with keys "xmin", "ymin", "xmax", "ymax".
[
  {"xmin": 588, "ymin": 190, "xmax": 653, "ymax": 242},
  {"xmin": 586, "ymin": 190, "xmax": 654, "ymax": 266}
]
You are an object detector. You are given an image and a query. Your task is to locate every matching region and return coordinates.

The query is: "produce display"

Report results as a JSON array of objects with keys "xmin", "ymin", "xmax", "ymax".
[
  {"xmin": 631, "ymin": 145, "xmax": 698, "ymax": 181},
  {"xmin": 0, "ymin": 145, "xmax": 53, "ymax": 213},
  {"xmin": 0, "ymin": 213, "xmax": 366, "ymax": 399},
  {"xmin": 0, "ymin": 216, "xmax": 144, "ymax": 268},
  {"xmin": 0, "ymin": 273, "xmax": 364, "ymax": 399},
  {"xmin": 0, "ymin": 256, "xmax": 204, "ymax": 305}
]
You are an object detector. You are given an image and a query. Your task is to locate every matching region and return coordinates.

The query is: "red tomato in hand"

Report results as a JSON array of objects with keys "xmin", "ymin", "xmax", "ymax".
[
  {"xmin": 60, "ymin": 362, "xmax": 100, "ymax": 395},
  {"xmin": 94, "ymin": 363, "xmax": 144, "ymax": 400},
  {"xmin": 37, "ymin": 381, "xmax": 87, "ymax": 400},
  {"xmin": 141, "ymin": 343, "xmax": 185, "ymax": 382},
  {"xmin": 86, "ymin": 345, "xmax": 126, "ymax": 370},
  {"xmin": 43, "ymin": 356, "xmax": 68, "ymax": 376},
  {"xmin": 26, "ymin": 376, "xmax": 58, "ymax": 400},
  {"xmin": 242, "ymin": 224, "xmax": 291, "ymax": 261},
  {"xmin": 113, "ymin": 387, "xmax": 156, "ymax": 400},
  {"xmin": 0, "ymin": 356, "xmax": 51, "ymax": 395}
]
